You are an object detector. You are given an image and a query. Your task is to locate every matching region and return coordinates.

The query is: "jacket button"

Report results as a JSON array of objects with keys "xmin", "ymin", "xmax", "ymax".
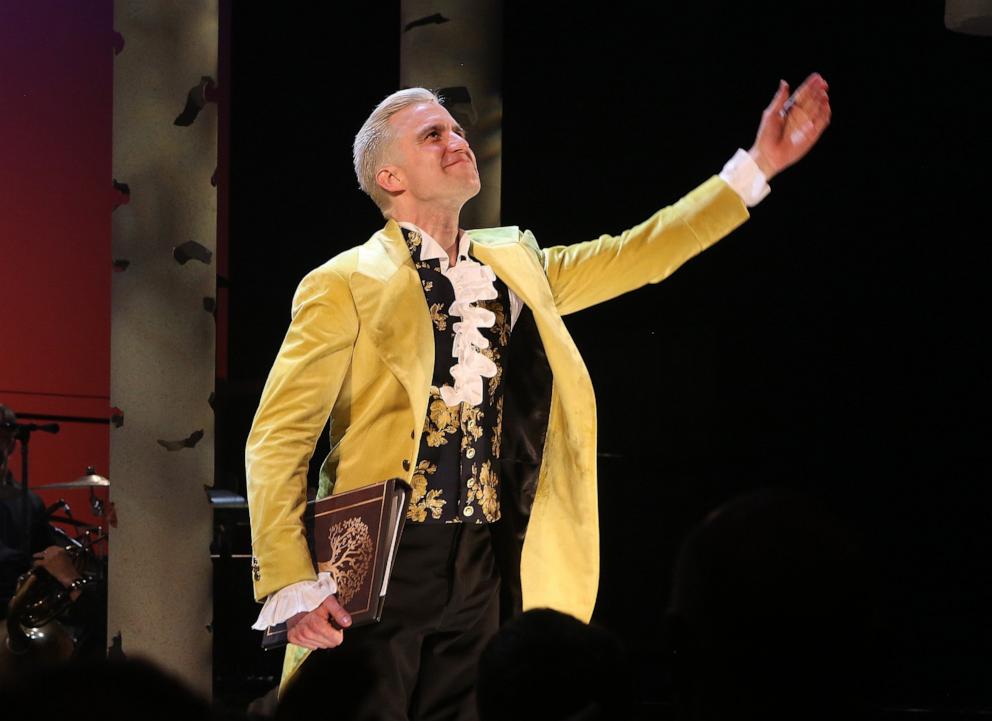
[{"xmin": 402, "ymin": 459, "xmax": 411, "ymax": 471}]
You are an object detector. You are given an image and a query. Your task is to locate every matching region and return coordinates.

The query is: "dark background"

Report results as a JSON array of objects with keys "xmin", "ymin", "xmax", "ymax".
[{"xmin": 223, "ymin": 2, "xmax": 992, "ymax": 710}]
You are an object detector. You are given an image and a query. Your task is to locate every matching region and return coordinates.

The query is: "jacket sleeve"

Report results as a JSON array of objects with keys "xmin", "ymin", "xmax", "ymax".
[
  {"xmin": 538, "ymin": 176, "xmax": 750, "ymax": 316},
  {"xmin": 245, "ymin": 265, "xmax": 359, "ymax": 601}
]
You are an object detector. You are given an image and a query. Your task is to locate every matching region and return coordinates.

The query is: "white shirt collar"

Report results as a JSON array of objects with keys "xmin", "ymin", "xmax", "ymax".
[{"xmin": 398, "ymin": 222, "xmax": 470, "ymax": 273}]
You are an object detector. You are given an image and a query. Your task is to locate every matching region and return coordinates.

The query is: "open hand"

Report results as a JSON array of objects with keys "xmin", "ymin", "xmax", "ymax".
[
  {"xmin": 286, "ymin": 594, "xmax": 353, "ymax": 649},
  {"xmin": 749, "ymin": 73, "xmax": 831, "ymax": 181}
]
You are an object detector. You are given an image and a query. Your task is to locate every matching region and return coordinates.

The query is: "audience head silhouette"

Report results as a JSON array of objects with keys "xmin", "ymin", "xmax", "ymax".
[
  {"xmin": 666, "ymin": 488, "xmax": 875, "ymax": 721},
  {"xmin": 1, "ymin": 657, "xmax": 216, "ymax": 720},
  {"xmin": 476, "ymin": 607, "xmax": 632, "ymax": 721}
]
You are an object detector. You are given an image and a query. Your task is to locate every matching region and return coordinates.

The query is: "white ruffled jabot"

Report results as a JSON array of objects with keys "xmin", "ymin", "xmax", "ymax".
[
  {"xmin": 398, "ymin": 222, "xmax": 503, "ymax": 408},
  {"xmin": 440, "ymin": 258, "xmax": 499, "ymax": 406},
  {"xmin": 251, "ymin": 571, "xmax": 337, "ymax": 630}
]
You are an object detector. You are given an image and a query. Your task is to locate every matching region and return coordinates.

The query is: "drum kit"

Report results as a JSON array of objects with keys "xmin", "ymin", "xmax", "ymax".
[
  {"xmin": 1, "ymin": 410, "xmax": 112, "ymax": 677},
  {"xmin": 36, "ymin": 466, "xmax": 113, "ymax": 533}
]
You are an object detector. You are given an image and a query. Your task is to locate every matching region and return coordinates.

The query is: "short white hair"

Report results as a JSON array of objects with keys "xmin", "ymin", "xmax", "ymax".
[{"xmin": 353, "ymin": 87, "xmax": 443, "ymax": 216}]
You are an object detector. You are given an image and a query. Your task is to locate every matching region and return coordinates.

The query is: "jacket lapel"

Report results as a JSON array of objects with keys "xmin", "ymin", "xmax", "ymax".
[
  {"xmin": 350, "ymin": 220, "xmax": 434, "ymax": 425},
  {"xmin": 348, "ymin": 221, "xmax": 569, "ymax": 433},
  {"xmin": 468, "ymin": 226, "xmax": 557, "ymax": 317}
]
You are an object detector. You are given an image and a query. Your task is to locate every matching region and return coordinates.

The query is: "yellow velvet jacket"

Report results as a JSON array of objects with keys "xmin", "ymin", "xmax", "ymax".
[{"xmin": 245, "ymin": 176, "xmax": 749, "ymax": 685}]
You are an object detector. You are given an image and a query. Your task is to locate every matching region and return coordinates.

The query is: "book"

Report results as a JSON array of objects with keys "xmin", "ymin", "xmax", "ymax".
[{"xmin": 260, "ymin": 477, "xmax": 411, "ymax": 650}]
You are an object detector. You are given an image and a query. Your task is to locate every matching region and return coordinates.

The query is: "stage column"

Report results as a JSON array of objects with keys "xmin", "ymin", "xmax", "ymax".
[{"xmin": 109, "ymin": 1, "xmax": 218, "ymax": 696}]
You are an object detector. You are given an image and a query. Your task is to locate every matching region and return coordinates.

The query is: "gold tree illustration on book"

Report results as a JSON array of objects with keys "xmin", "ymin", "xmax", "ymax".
[{"xmin": 318, "ymin": 517, "xmax": 375, "ymax": 604}]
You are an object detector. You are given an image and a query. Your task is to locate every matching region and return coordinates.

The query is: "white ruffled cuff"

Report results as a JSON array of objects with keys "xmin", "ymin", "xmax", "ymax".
[
  {"xmin": 251, "ymin": 572, "xmax": 337, "ymax": 630},
  {"xmin": 439, "ymin": 258, "xmax": 499, "ymax": 407},
  {"xmin": 719, "ymin": 148, "xmax": 770, "ymax": 207}
]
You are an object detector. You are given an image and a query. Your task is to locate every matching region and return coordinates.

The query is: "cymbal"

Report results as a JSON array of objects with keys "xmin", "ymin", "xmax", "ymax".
[{"xmin": 35, "ymin": 471, "xmax": 110, "ymax": 489}]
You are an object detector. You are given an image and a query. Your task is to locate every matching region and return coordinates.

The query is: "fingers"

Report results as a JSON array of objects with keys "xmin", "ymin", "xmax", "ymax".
[
  {"xmin": 784, "ymin": 102, "xmax": 815, "ymax": 147},
  {"xmin": 793, "ymin": 72, "xmax": 828, "ymax": 106},
  {"xmin": 284, "ymin": 595, "xmax": 352, "ymax": 650},
  {"xmin": 811, "ymin": 87, "xmax": 832, "ymax": 129},
  {"xmin": 784, "ymin": 73, "xmax": 831, "ymax": 147},
  {"xmin": 793, "ymin": 73, "xmax": 830, "ymax": 120},
  {"xmin": 768, "ymin": 79, "xmax": 790, "ymax": 120},
  {"xmin": 785, "ymin": 72, "xmax": 829, "ymax": 119},
  {"xmin": 320, "ymin": 595, "xmax": 353, "ymax": 630},
  {"xmin": 295, "ymin": 623, "xmax": 342, "ymax": 649},
  {"xmin": 287, "ymin": 608, "xmax": 345, "ymax": 649}
]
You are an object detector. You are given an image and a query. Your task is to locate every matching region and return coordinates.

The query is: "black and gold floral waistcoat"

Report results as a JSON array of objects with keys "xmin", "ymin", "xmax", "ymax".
[{"xmin": 402, "ymin": 228, "xmax": 511, "ymax": 524}]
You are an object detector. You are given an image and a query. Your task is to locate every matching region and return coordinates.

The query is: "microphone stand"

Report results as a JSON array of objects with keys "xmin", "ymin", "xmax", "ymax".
[{"xmin": 10, "ymin": 412, "xmax": 109, "ymax": 569}]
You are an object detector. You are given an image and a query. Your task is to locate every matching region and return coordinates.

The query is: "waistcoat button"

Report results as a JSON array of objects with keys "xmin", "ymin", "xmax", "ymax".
[
  {"xmin": 462, "ymin": 505, "xmax": 474, "ymax": 517},
  {"xmin": 402, "ymin": 459, "xmax": 411, "ymax": 471}
]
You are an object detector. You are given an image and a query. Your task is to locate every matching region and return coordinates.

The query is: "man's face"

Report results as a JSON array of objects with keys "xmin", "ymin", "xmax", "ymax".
[
  {"xmin": 383, "ymin": 101, "xmax": 481, "ymax": 207},
  {"xmin": 0, "ymin": 430, "xmax": 13, "ymax": 465}
]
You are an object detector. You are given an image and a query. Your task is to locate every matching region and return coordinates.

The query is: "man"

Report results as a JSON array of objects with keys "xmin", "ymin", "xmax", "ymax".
[
  {"xmin": 246, "ymin": 76, "xmax": 831, "ymax": 720},
  {"xmin": 0, "ymin": 405, "xmax": 84, "ymax": 616}
]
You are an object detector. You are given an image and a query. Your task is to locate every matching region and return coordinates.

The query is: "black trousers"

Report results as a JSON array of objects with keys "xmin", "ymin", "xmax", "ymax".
[{"xmin": 279, "ymin": 523, "xmax": 501, "ymax": 721}]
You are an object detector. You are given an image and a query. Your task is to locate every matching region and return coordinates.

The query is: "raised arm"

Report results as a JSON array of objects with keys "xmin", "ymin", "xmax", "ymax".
[
  {"xmin": 540, "ymin": 73, "xmax": 831, "ymax": 316},
  {"xmin": 540, "ymin": 176, "xmax": 749, "ymax": 316}
]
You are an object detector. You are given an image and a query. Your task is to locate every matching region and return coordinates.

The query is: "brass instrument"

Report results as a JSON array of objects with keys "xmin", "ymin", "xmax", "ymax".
[{"xmin": 0, "ymin": 534, "xmax": 104, "ymax": 680}]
